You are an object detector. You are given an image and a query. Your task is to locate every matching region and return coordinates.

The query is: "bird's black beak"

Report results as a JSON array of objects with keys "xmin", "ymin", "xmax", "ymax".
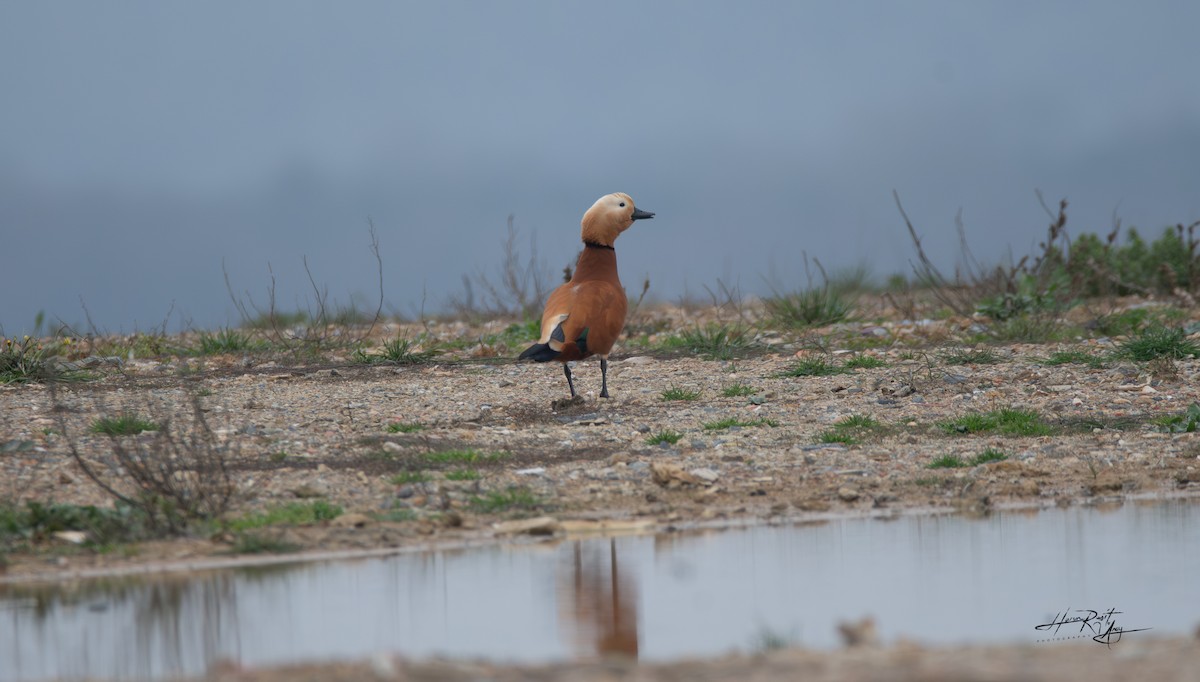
[{"xmin": 631, "ymin": 208, "xmax": 655, "ymax": 221}]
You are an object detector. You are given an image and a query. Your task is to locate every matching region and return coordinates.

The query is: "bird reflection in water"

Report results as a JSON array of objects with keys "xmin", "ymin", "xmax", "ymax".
[{"xmin": 558, "ymin": 539, "xmax": 639, "ymax": 659}]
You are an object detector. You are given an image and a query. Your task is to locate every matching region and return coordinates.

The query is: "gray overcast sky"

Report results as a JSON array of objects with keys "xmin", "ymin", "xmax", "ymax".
[{"xmin": 2, "ymin": 1, "xmax": 1198, "ymax": 335}]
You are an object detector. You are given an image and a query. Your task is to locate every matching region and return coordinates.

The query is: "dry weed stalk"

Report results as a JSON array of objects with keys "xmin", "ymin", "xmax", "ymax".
[
  {"xmin": 449, "ymin": 215, "xmax": 555, "ymax": 320},
  {"xmin": 223, "ymin": 221, "xmax": 384, "ymax": 353},
  {"xmin": 52, "ymin": 385, "xmax": 238, "ymax": 533}
]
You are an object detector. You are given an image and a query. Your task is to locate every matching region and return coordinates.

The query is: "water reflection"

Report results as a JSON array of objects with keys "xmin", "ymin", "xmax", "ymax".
[
  {"xmin": 560, "ymin": 540, "xmax": 640, "ymax": 659},
  {"xmin": 1, "ymin": 500, "xmax": 1198, "ymax": 681}
]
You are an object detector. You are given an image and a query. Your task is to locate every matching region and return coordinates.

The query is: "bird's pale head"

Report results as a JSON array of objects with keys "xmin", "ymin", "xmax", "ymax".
[{"xmin": 580, "ymin": 192, "xmax": 654, "ymax": 246}]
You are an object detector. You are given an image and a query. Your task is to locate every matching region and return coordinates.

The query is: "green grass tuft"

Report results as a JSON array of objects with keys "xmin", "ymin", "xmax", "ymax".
[
  {"xmin": 834, "ymin": 414, "xmax": 879, "ymax": 430},
  {"xmin": 1044, "ymin": 350, "xmax": 1107, "ymax": 368},
  {"xmin": 226, "ymin": 501, "xmax": 343, "ymax": 532},
  {"xmin": 661, "ymin": 386, "xmax": 701, "ymax": 401},
  {"xmin": 445, "ymin": 468, "xmax": 482, "ymax": 481},
  {"xmin": 90, "ymin": 413, "xmax": 161, "ymax": 436},
  {"xmin": 818, "ymin": 430, "xmax": 858, "ymax": 445},
  {"xmin": 352, "ymin": 337, "xmax": 436, "ymax": 365},
  {"xmin": 816, "ymin": 413, "xmax": 880, "ymax": 445},
  {"xmin": 1, "ymin": 334, "xmax": 89, "ymax": 384},
  {"xmin": 390, "ymin": 471, "xmax": 430, "ymax": 485},
  {"xmin": 196, "ymin": 328, "xmax": 265, "ymax": 355},
  {"xmin": 658, "ymin": 324, "xmax": 755, "ymax": 360},
  {"xmin": 386, "ymin": 422, "xmax": 423, "ymax": 433},
  {"xmin": 721, "ymin": 383, "xmax": 757, "ymax": 397},
  {"xmin": 942, "ymin": 349, "xmax": 1003, "ymax": 365},
  {"xmin": 1151, "ymin": 403, "xmax": 1200, "ymax": 433},
  {"xmin": 1118, "ymin": 326, "xmax": 1200, "ymax": 361},
  {"xmin": 645, "ymin": 430, "xmax": 683, "ymax": 445},
  {"xmin": 0, "ymin": 501, "xmax": 155, "ymax": 549},
  {"xmin": 928, "ymin": 454, "xmax": 966, "ymax": 469},
  {"xmin": 763, "ymin": 288, "xmax": 854, "ymax": 329},
  {"xmin": 938, "ymin": 409, "xmax": 1052, "ymax": 437},
  {"xmin": 970, "ymin": 448, "xmax": 1008, "ymax": 465},
  {"xmin": 469, "ymin": 488, "xmax": 543, "ymax": 513}
]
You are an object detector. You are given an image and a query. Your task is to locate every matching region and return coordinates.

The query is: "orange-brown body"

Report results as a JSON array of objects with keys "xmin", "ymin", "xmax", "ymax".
[
  {"xmin": 540, "ymin": 246, "xmax": 627, "ymax": 362},
  {"xmin": 518, "ymin": 192, "xmax": 654, "ymax": 398}
]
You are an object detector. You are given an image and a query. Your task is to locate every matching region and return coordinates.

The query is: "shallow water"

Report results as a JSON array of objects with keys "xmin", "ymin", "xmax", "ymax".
[{"xmin": 3, "ymin": 499, "xmax": 1198, "ymax": 680}]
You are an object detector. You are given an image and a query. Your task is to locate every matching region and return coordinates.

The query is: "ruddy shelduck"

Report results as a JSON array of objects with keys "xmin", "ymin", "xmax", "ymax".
[{"xmin": 519, "ymin": 192, "xmax": 654, "ymax": 398}]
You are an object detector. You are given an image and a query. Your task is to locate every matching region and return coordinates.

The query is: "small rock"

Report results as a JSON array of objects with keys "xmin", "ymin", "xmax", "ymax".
[
  {"xmin": 837, "ymin": 486, "xmax": 860, "ymax": 502},
  {"xmin": 382, "ymin": 442, "xmax": 403, "ymax": 453},
  {"xmin": 515, "ymin": 467, "xmax": 546, "ymax": 476},
  {"xmin": 690, "ymin": 468, "xmax": 720, "ymax": 485},
  {"xmin": 52, "ymin": 531, "xmax": 88, "ymax": 545},
  {"xmin": 291, "ymin": 483, "xmax": 328, "ymax": 499},
  {"xmin": 0, "ymin": 440, "xmax": 34, "ymax": 453},
  {"xmin": 492, "ymin": 516, "xmax": 560, "ymax": 536},
  {"xmin": 331, "ymin": 513, "xmax": 372, "ymax": 529},
  {"xmin": 650, "ymin": 461, "xmax": 702, "ymax": 488},
  {"xmin": 795, "ymin": 498, "xmax": 830, "ymax": 512}
]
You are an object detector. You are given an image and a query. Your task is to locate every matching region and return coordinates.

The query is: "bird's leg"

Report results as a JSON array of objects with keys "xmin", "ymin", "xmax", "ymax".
[
  {"xmin": 563, "ymin": 363, "xmax": 577, "ymax": 397},
  {"xmin": 600, "ymin": 358, "xmax": 609, "ymax": 398}
]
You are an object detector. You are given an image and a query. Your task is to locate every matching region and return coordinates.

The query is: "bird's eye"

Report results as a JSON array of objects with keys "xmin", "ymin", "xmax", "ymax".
[{"xmin": 619, "ymin": 202, "xmax": 626, "ymax": 207}]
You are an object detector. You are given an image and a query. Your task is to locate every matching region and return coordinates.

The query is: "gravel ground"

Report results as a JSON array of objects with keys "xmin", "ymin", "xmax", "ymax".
[
  {"xmin": 3, "ymin": 309, "xmax": 1200, "ymax": 679},
  {"xmin": 2, "ymin": 313, "xmax": 1200, "ymax": 577}
]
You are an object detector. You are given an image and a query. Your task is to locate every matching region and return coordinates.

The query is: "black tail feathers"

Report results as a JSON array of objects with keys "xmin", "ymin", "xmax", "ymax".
[{"xmin": 518, "ymin": 343, "xmax": 560, "ymax": 363}]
